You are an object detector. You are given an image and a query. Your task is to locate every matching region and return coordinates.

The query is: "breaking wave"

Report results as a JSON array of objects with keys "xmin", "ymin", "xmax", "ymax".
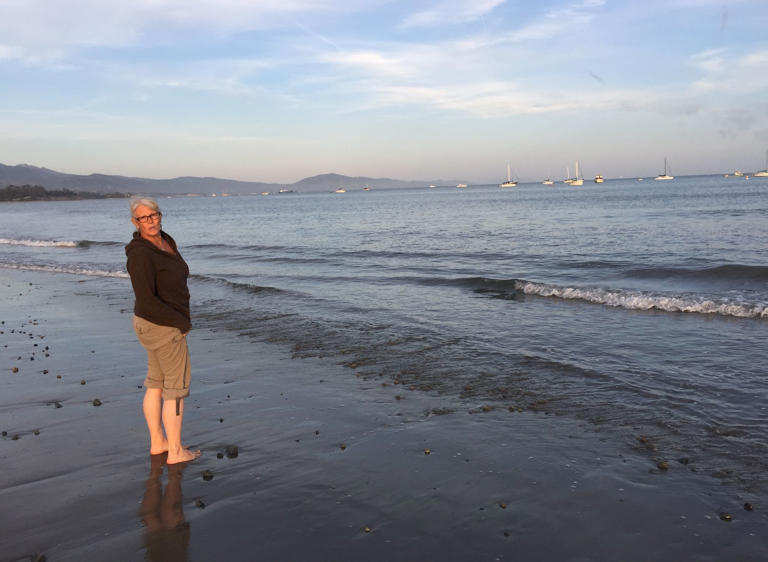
[{"xmin": 0, "ymin": 263, "xmax": 129, "ymax": 278}]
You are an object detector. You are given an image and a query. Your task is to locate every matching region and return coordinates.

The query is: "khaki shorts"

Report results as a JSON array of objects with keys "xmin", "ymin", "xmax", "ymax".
[{"xmin": 133, "ymin": 316, "xmax": 191, "ymax": 400}]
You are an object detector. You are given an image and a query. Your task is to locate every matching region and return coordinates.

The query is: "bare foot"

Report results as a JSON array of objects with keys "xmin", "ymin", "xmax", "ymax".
[
  {"xmin": 167, "ymin": 447, "xmax": 201, "ymax": 464},
  {"xmin": 150, "ymin": 438, "xmax": 169, "ymax": 455}
]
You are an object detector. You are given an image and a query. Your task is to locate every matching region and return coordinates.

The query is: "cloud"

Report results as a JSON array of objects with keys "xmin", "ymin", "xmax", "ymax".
[
  {"xmin": 0, "ymin": 0, "xmax": 368, "ymax": 63},
  {"xmin": 399, "ymin": 0, "xmax": 506, "ymax": 29}
]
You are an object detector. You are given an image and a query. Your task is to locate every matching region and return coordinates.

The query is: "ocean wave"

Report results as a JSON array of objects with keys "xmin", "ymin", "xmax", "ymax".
[
  {"xmin": 0, "ymin": 237, "xmax": 78, "ymax": 248},
  {"xmin": 0, "ymin": 263, "xmax": 129, "ymax": 278},
  {"xmin": 189, "ymin": 273, "xmax": 285, "ymax": 295},
  {"xmin": 0, "ymin": 237, "xmax": 121, "ymax": 248},
  {"xmin": 506, "ymin": 279, "xmax": 767, "ymax": 319},
  {"xmin": 624, "ymin": 264, "xmax": 768, "ymax": 283}
]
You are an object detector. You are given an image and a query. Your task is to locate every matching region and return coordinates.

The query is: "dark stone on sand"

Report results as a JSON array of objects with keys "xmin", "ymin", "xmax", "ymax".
[
  {"xmin": 34, "ymin": 429, "xmax": 40, "ymax": 435},
  {"xmin": 217, "ymin": 453, "xmax": 224, "ymax": 459},
  {"xmin": 12, "ymin": 434, "xmax": 19, "ymax": 440},
  {"xmin": 1, "ymin": 431, "xmax": 6, "ymax": 436},
  {"xmin": 42, "ymin": 369, "xmax": 48, "ymax": 374},
  {"xmin": 226, "ymin": 445, "xmax": 239, "ymax": 458},
  {"xmin": 657, "ymin": 461, "xmax": 669, "ymax": 471},
  {"xmin": 195, "ymin": 499, "xmax": 206, "ymax": 509},
  {"xmin": 56, "ymin": 375, "xmax": 61, "ymax": 379},
  {"xmin": 202, "ymin": 470, "xmax": 214, "ymax": 481},
  {"xmin": 395, "ymin": 395, "xmax": 402, "ymax": 400},
  {"xmin": 92, "ymin": 399, "xmax": 102, "ymax": 406},
  {"xmin": 30, "ymin": 553, "xmax": 46, "ymax": 562},
  {"xmin": 678, "ymin": 457, "xmax": 690, "ymax": 465},
  {"xmin": 315, "ymin": 430, "xmax": 320, "ymax": 435},
  {"xmin": 719, "ymin": 512, "xmax": 732, "ymax": 522},
  {"xmin": 744, "ymin": 503, "xmax": 753, "ymax": 511},
  {"xmin": 55, "ymin": 402, "xmax": 62, "ymax": 408},
  {"xmin": 219, "ymin": 418, "xmax": 223, "ymax": 423},
  {"xmin": 340, "ymin": 443, "xmax": 347, "ymax": 450},
  {"xmin": 499, "ymin": 502, "xmax": 507, "ymax": 509},
  {"xmin": 12, "ymin": 367, "xmax": 18, "ymax": 373},
  {"xmin": 80, "ymin": 379, "xmax": 86, "ymax": 385}
]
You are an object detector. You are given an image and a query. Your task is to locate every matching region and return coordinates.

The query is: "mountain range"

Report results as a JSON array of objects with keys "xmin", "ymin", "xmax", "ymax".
[{"xmin": 0, "ymin": 163, "xmax": 462, "ymax": 194}]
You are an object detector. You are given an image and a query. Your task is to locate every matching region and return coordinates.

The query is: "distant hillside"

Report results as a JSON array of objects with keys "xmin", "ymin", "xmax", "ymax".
[{"xmin": 0, "ymin": 163, "xmax": 461, "ymax": 194}]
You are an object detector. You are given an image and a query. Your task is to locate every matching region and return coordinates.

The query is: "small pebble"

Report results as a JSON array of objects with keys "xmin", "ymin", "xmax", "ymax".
[
  {"xmin": 719, "ymin": 512, "xmax": 732, "ymax": 522},
  {"xmin": 340, "ymin": 443, "xmax": 347, "ymax": 450},
  {"xmin": 424, "ymin": 448, "xmax": 431, "ymax": 455},
  {"xmin": 744, "ymin": 503, "xmax": 753, "ymax": 511},
  {"xmin": 92, "ymin": 399, "xmax": 102, "ymax": 407},
  {"xmin": 219, "ymin": 418, "xmax": 223, "ymax": 423},
  {"xmin": 364, "ymin": 526, "xmax": 371, "ymax": 533},
  {"xmin": 195, "ymin": 499, "xmax": 206, "ymax": 509},
  {"xmin": 657, "ymin": 461, "xmax": 669, "ymax": 471},
  {"xmin": 43, "ymin": 369, "xmax": 48, "ymax": 374},
  {"xmin": 499, "ymin": 502, "xmax": 507, "ymax": 509},
  {"xmin": 202, "ymin": 470, "xmax": 214, "ymax": 481},
  {"xmin": 56, "ymin": 375, "xmax": 61, "ymax": 379},
  {"xmin": 80, "ymin": 380, "xmax": 86, "ymax": 385},
  {"xmin": 55, "ymin": 402, "xmax": 62, "ymax": 408},
  {"xmin": 225, "ymin": 445, "xmax": 239, "ymax": 459},
  {"xmin": 12, "ymin": 435, "xmax": 19, "ymax": 440},
  {"xmin": 12, "ymin": 367, "xmax": 18, "ymax": 373},
  {"xmin": 1, "ymin": 431, "xmax": 6, "ymax": 436},
  {"xmin": 217, "ymin": 453, "xmax": 224, "ymax": 459}
]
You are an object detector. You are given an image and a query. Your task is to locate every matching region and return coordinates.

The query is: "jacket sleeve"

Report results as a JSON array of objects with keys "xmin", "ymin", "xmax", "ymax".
[{"xmin": 127, "ymin": 247, "xmax": 191, "ymax": 333}]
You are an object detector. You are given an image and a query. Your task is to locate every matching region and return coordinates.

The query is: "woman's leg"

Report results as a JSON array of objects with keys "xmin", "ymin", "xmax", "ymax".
[
  {"xmin": 143, "ymin": 387, "xmax": 168, "ymax": 454},
  {"xmin": 162, "ymin": 397, "xmax": 200, "ymax": 464}
]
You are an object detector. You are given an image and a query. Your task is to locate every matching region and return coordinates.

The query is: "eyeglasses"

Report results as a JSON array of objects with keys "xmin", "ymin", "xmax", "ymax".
[{"xmin": 134, "ymin": 212, "xmax": 162, "ymax": 224}]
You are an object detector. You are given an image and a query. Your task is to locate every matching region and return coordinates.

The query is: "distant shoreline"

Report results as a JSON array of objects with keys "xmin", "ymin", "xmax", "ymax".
[{"xmin": 0, "ymin": 184, "xmax": 129, "ymax": 202}]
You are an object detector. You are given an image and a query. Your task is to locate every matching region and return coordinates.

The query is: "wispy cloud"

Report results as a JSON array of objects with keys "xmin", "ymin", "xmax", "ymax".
[{"xmin": 399, "ymin": 0, "xmax": 506, "ymax": 29}]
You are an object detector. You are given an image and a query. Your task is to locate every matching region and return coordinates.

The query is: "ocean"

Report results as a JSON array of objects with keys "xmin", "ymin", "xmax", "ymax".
[{"xmin": 2, "ymin": 175, "xmax": 767, "ymax": 491}]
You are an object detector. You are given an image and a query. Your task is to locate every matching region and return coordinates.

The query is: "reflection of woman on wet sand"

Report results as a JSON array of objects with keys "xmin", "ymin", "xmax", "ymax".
[
  {"xmin": 141, "ymin": 454, "xmax": 190, "ymax": 562},
  {"xmin": 126, "ymin": 197, "xmax": 200, "ymax": 464}
]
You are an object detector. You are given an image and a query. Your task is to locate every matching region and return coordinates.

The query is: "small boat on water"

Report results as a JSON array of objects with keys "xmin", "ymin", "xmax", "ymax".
[
  {"xmin": 753, "ymin": 149, "xmax": 768, "ymax": 177},
  {"xmin": 499, "ymin": 163, "xmax": 517, "ymax": 187},
  {"xmin": 456, "ymin": 183, "xmax": 468, "ymax": 188},
  {"xmin": 564, "ymin": 161, "xmax": 583, "ymax": 186},
  {"xmin": 542, "ymin": 179, "xmax": 554, "ymax": 185},
  {"xmin": 334, "ymin": 188, "xmax": 346, "ymax": 193},
  {"xmin": 429, "ymin": 184, "xmax": 436, "ymax": 188},
  {"xmin": 654, "ymin": 157, "xmax": 674, "ymax": 180},
  {"xmin": 733, "ymin": 170, "xmax": 744, "ymax": 177},
  {"xmin": 594, "ymin": 175, "xmax": 604, "ymax": 183}
]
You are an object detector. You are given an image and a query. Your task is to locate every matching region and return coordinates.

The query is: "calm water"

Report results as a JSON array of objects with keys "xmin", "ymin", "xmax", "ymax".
[{"xmin": 2, "ymin": 176, "xmax": 768, "ymax": 489}]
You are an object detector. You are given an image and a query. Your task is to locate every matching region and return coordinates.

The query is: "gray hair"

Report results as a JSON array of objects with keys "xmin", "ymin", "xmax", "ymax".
[{"xmin": 130, "ymin": 196, "xmax": 160, "ymax": 218}]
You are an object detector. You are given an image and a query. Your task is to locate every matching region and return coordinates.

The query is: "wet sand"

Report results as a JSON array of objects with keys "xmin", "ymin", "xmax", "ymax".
[{"xmin": 1, "ymin": 268, "xmax": 766, "ymax": 561}]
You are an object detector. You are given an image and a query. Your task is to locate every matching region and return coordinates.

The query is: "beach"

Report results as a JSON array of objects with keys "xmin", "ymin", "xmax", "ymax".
[{"xmin": 2, "ymin": 266, "xmax": 766, "ymax": 561}]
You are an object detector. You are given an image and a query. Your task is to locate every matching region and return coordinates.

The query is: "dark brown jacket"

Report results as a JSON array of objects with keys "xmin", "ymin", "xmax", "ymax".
[{"xmin": 126, "ymin": 231, "xmax": 191, "ymax": 333}]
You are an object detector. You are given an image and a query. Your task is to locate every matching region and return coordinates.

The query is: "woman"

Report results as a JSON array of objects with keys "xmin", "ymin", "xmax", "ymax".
[{"xmin": 126, "ymin": 196, "xmax": 200, "ymax": 464}]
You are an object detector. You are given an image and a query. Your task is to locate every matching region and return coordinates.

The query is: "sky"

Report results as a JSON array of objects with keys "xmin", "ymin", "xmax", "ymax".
[{"xmin": 0, "ymin": 0, "xmax": 767, "ymax": 184}]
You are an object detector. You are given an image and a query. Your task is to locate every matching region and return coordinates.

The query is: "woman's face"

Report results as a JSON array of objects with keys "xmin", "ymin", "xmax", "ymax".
[{"xmin": 132, "ymin": 204, "xmax": 162, "ymax": 238}]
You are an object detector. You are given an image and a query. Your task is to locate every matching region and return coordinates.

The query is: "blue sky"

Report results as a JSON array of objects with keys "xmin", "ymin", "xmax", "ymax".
[{"xmin": 0, "ymin": 0, "xmax": 766, "ymax": 183}]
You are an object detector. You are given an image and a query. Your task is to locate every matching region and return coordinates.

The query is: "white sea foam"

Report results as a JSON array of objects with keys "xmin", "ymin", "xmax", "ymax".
[
  {"xmin": 0, "ymin": 237, "xmax": 78, "ymax": 247},
  {"xmin": 0, "ymin": 263, "xmax": 129, "ymax": 279},
  {"xmin": 517, "ymin": 281, "xmax": 768, "ymax": 319}
]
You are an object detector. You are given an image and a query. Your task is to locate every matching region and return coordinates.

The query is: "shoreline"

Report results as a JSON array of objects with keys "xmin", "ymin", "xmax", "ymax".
[{"xmin": 1, "ymin": 268, "xmax": 766, "ymax": 561}]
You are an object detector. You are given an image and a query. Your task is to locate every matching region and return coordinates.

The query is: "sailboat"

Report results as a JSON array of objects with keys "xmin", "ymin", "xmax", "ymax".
[
  {"xmin": 564, "ymin": 161, "xmax": 583, "ymax": 186},
  {"xmin": 499, "ymin": 163, "xmax": 517, "ymax": 187},
  {"xmin": 754, "ymin": 149, "xmax": 768, "ymax": 177},
  {"xmin": 654, "ymin": 157, "xmax": 674, "ymax": 180},
  {"xmin": 542, "ymin": 178, "xmax": 554, "ymax": 185}
]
